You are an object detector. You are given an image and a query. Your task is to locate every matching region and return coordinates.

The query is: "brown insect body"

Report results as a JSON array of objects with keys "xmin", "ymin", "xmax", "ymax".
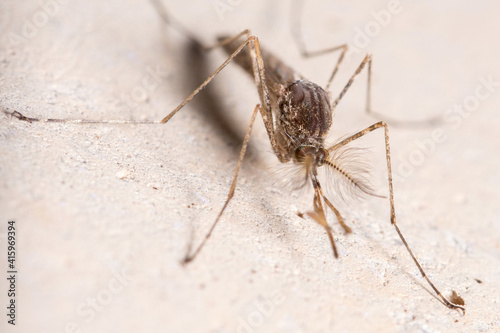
[
  {"xmin": 220, "ymin": 36, "xmax": 332, "ymax": 170},
  {"xmin": 3, "ymin": 7, "xmax": 464, "ymax": 310},
  {"xmin": 277, "ymin": 80, "xmax": 331, "ymax": 163}
]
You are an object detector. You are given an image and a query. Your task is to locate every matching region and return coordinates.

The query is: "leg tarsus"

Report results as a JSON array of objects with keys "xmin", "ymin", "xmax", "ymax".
[
  {"xmin": 307, "ymin": 209, "xmax": 339, "ymax": 259},
  {"xmin": 2, "ymin": 108, "xmax": 36, "ymax": 123}
]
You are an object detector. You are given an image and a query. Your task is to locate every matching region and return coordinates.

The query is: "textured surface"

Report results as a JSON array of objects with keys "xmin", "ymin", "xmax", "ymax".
[{"xmin": 1, "ymin": 0, "xmax": 499, "ymax": 332}]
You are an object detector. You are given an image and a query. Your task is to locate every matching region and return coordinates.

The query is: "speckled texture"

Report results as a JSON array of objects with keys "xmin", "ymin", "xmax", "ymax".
[{"xmin": 1, "ymin": 1, "xmax": 499, "ymax": 332}]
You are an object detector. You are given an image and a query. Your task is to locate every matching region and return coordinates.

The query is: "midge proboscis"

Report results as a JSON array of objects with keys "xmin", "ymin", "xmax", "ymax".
[{"xmin": 2, "ymin": 0, "xmax": 464, "ymax": 312}]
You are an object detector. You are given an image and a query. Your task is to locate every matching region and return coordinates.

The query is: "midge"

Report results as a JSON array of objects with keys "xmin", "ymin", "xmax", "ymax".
[{"xmin": 2, "ymin": 0, "xmax": 464, "ymax": 312}]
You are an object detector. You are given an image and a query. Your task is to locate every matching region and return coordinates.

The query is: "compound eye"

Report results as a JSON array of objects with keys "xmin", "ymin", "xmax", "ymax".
[
  {"xmin": 294, "ymin": 146, "xmax": 306, "ymax": 162},
  {"xmin": 290, "ymin": 82, "xmax": 305, "ymax": 105}
]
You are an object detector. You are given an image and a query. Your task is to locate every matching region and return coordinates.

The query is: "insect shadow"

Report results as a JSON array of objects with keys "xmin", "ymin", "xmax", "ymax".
[
  {"xmin": 181, "ymin": 38, "xmax": 245, "ymax": 151},
  {"xmin": 1, "ymin": 0, "xmax": 465, "ymax": 313}
]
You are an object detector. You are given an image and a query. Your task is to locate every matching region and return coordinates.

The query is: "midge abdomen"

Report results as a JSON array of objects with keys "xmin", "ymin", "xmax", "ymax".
[{"xmin": 218, "ymin": 35, "xmax": 299, "ymax": 89}]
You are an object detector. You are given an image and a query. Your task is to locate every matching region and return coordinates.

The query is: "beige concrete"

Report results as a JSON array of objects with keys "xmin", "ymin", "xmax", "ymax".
[{"xmin": 1, "ymin": 0, "xmax": 499, "ymax": 332}]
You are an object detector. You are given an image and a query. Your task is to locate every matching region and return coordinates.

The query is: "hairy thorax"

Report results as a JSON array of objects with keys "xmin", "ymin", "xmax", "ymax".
[{"xmin": 276, "ymin": 80, "xmax": 332, "ymax": 161}]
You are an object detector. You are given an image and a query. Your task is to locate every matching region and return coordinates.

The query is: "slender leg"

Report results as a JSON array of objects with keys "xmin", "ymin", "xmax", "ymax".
[
  {"xmin": 2, "ymin": 19, "xmax": 287, "ymax": 263},
  {"xmin": 306, "ymin": 171, "xmax": 351, "ymax": 260},
  {"xmin": 160, "ymin": 33, "xmax": 263, "ymax": 124},
  {"xmin": 149, "ymin": 0, "xmax": 204, "ymax": 49},
  {"xmin": 151, "ymin": 0, "xmax": 284, "ymax": 161},
  {"xmin": 155, "ymin": 29, "xmax": 287, "ymax": 263},
  {"xmin": 3, "ymin": 30, "xmax": 281, "ymax": 156},
  {"xmin": 330, "ymin": 53, "xmax": 372, "ymax": 111},
  {"xmin": 1, "ymin": 107, "xmax": 162, "ymax": 124},
  {"xmin": 183, "ymin": 104, "xmax": 260, "ymax": 264},
  {"xmin": 291, "ymin": 0, "xmax": 440, "ymax": 128},
  {"xmin": 320, "ymin": 189, "xmax": 352, "ymax": 234},
  {"xmin": 328, "ymin": 53, "xmax": 437, "ymax": 127},
  {"xmin": 152, "ymin": 0, "xmax": 283, "ymax": 162},
  {"xmin": 209, "ymin": 32, "xmax": 287, "ymax": 163},
  {"xmin": 328, "ymin": 121, "xmax": 465, "ymax": 313},
  {"xmin": 290, "ymin": 0, "xmax": 348, "ymax": 91},
  {"xmin": 331, "ymin": 51, "xmax": 440, "ymax": 127},
  {"xmin": 308, "ymin": 176, "xmax": 339, "ymax": 259},
  {"xmin": 333, "ymin": 54, "xmax": 440, "ymax": 127}
]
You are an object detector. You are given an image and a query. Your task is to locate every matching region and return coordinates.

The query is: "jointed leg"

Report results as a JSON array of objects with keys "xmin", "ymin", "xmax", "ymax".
[
  {"xmin": 292, "ymin": 0, "xmax": 440, "ymax": 129},
  {"xmin": 1, "ymin": 107, "xmax": 162, "ymax": 124},
  {"xmin": 160, "ymin": 32, "xmax": 262, "ymax": 124},
  {"xmin": 152, "ymin": 0, "xmax": 283, "ymax": 161},
  {"xmin": 4, "ymin": 30, "xmax": 277, "ymax": 140},
  {"xmin": 331, "ymin": 53, "xmax": 372, "ymax": 112},
  {"xmin": 330, "ymin": 52, "xmax": 440, "ymax": 127},
  {"xmin": 328, "ymin": 121, "xmax": 465, "ymax": 312},
  {"xmin": 306, "ymin": 172, "xmax": 352, "ymax": 259},
  {"xmin": 320, "ymin": 190, "xmax": 352, "ymax": 234},
  {"xmin": 290, "ymin": 0, "xmax": 348, "ymax": 91},
  {"xmin": 164, "ymin": 29, "xmax": 287, "ymax": 163},
  {"xmin": 308, "ymin": 176, "xmax": 339, "ymax": 259},
  {"xmin": 3, "ymin": 16, "xmax": 285, "ymax": 264},
  {"xmin": 183, "ymin": 104, "xmax": 260, "ymax": 264}
]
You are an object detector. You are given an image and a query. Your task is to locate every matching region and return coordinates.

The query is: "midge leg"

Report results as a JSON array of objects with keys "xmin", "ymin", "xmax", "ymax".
[
  {"xmin": 188, "ymin": 30, "xmax": 285, "ymax": 163},
  {"xmin": 1, "ymin": 107, "xmax": 162, "ymax": 124},
  {"xmin": 292, "ymin": 23, "xmax": 460, "ymax": 308},
  {"xmin": 149, "ymin": 3, "xmax": 289, "ymax": 262},
  {"xmin": 308, "ymin": 175, "xmax": 339, "ymax": 259},
  {"xmin": 183, "ymin": 104, "xmax": 260, "ymax": 264},
  {"xmin": 319, "ymin": 187, "xmax": 352, "ymax": 234},
  {"xmin": 291, "ymin": 0, "xmax": 441, "ymax": 127},
  {"xmin": 179, "ymin": 29, "xmax": 290, "ymax": 262},
  {"xmin": 290, "ymin": 0, "xmax": 348, "ymax": 91},
  {"xmin": 1, "ymin": 28, "xmax": 285, "ymax": 264},
  {"xmin": 1, "ymin": 0, "xmax": 285, "ymax": 264},
  {"xmin": 328, "ymin": 121, "xmax": 466, "ymax": 313},
  {"xmin": 1, "ymin": 28, "xmax": 282, "ymax": 159},
  {"xmin": 292, "ymin": 0, "xmax": 367, "ymax": 109}
]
